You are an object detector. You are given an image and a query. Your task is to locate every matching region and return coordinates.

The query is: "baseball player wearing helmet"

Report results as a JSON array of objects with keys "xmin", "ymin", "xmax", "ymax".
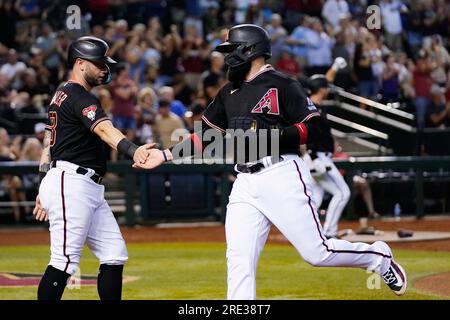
[
  {"xmin": 302, "ymin": 61, "xmax": 351, "ymax": 239},
  {"xmin": 136, "ymin": 24, "xmax": 407, "ymax": 299},
  {"xmin": 33, "ymin": 36, "xmax": 153, "ymax": 300}
]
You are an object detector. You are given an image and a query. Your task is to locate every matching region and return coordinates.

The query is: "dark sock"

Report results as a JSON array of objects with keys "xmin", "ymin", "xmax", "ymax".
[
  {"xmin": 97, "ymin": 264, "xmax": 124, "ymax": 300},
  {"xmin": 37, "ymin": 265, "xmax": 71, "ymax": 300}
]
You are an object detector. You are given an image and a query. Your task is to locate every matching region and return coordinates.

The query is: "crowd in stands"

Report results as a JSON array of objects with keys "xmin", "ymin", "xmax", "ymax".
[{"xmin": 1, "ymin": 0, "xmax": 450, "ymax": 222}]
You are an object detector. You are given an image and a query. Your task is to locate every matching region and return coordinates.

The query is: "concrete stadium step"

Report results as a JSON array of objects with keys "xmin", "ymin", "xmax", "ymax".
[{"xmin": 334, "ymin": 137, "xmax": 381, "ymax": 157}]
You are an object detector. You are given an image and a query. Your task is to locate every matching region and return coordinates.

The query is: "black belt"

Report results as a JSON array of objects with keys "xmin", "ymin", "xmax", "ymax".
[
  {"xmin": 236, "ymin": 162, "xmax": 266, "ymax": 174},
  {"xmin": 317, "ymin": 151, "xmax": 333, "ymax": 157},
  {"xmin": 51, "ymin": 161, "xmax": 103, "ymax": 184},
  {"xmin": 236, "ymin": 156, "xmax": 284, "ymax": 174}
]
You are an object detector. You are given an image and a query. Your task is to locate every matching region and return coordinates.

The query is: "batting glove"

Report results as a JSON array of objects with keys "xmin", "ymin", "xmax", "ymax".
[{"xmin": 331, "ymin": 57, "xmax": 347, "ymax": 71}]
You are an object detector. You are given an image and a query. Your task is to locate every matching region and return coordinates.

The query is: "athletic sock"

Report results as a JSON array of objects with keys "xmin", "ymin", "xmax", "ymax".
[
  {"xmin": 97, "ymin": 264, "xmax": 124, "ymax": 300},
  {"xmin": 37, "ymin": 265, "xmax": 71, "ymax": 300}
]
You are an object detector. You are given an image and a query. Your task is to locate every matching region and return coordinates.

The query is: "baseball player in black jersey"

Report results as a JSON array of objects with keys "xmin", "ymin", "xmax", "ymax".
[
  {"xmin": 301, "ymin": 61, "xmax": 352, "ymax": 239},
  {"xmin": 32, "ymin": 36, "xmax": 152, "ymax": 300},
  {"xmin": 137, "ymin": 24, "xmax": 407, "ymax": 299}
]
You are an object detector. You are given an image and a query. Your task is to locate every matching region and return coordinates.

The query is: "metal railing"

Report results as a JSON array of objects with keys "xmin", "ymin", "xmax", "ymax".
[
  {"xmin": 326, "ymin": 114, "xmax": 389, "ymax": 140},
  {"xmin": 336, "ymin": 101, "xmax": 415, "ymax": 133},
  {"xmin": 330, "ymin": 128, "xmax": 392, "ymax": 155},
  {"xmin": 323, "ymin": 86, "xmax": 428, "ymax": 156},
  {"xmin": 331, "ymin": 85, "xmax": 415, "ymax": 121},
  {"xmin": 334, "ymin": 156, "xmax": 450, "ymax": 218}
]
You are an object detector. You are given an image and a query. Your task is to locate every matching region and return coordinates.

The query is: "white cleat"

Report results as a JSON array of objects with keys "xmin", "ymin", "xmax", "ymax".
[{"xmin": 382, "ymin": 260, "xmax": 407, "ymax": 296}]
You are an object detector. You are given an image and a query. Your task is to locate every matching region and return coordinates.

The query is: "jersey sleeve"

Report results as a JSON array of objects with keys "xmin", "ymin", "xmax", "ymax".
[
  {"xmin": 201, "ymin": 88, "xmax": 227, "ymax": 133},
  {"xmin": 282, "ymin": 81, "xmax": 320, "ymax": 124},
  {"xmin": 73, "ymin": 93, "xmax": 109, "ymax": 131}
]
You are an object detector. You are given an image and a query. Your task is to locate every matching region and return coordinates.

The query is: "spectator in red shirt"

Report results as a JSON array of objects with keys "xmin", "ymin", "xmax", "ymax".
[
  {"xmin": 413, "ymin": 49, "xmax": 435, "ymax": 153},
  {"xmin": 109, "ymin": 63, "xmax": 138, "ymax": 140},
  {"xmin": 181, "ymin": 23, "xmax": 210, "ymax": 90},
  {"xmin": 275, "ymin": 48, "xmax": 301, "ymax": 79}
]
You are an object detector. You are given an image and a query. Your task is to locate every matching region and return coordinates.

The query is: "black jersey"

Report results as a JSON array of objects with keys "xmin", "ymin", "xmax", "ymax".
[
  {"xmin": 202, "ymin": 65, "xmax": 320, "ymax": 161},
  {"xmin": 307, "ymin": 106, "xmax": 335, "ymax": 155},
  {"xmin": 45, "ymin": 81, "xmax": 109, "ymax": 176}
]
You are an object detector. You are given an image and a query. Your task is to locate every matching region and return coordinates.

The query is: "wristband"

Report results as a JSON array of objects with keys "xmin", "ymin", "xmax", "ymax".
[
  {"xmin": 161, "ymin": 150, "xmax": 168, "ymax": 162},
  {"xmin": 293, "ymin": 123, "xmax": 308, "ymax": 145},
  {"xmin": 117, "ymin": 138, "xmax": 139, "ymax": 159}
]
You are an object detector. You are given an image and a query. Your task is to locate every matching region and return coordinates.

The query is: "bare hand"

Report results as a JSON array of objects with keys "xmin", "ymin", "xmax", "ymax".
[
  {"xmin": 133, "ymin": 143, "xmax": 155, "ymax": 165},
  {"xmin": 33, "ymin": 194, "xmax": 48, "ymax": 222},
  {"xmin": 132, "ymin": 148, "xmax": 165, "ymax": 169}
]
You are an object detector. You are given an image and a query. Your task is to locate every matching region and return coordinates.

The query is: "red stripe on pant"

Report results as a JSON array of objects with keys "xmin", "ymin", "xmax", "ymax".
[{"xmin": 293, "ymin": 160, "xmax": 391, "ymax": 258}]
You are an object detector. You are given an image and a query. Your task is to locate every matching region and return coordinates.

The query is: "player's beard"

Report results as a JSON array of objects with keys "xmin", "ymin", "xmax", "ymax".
[
  {"xmin": 84, "ymin": 71, "xmax": 102, "ymax": 87},
  {"xmin": 227, "ymin": 62, "xmax": 251, "ymax": 89}
]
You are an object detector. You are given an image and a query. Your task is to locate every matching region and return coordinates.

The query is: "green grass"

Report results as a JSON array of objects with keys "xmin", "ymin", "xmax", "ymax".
[{"xmin": 0, "ymin": 243, "xmax": 449, "ymax": 300}]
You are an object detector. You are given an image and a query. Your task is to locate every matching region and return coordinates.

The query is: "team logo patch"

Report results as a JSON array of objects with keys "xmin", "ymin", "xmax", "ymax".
[
  {"xmin": 251, "ymin": 88, "xmax": 279, "ymax": 115},
  {"xmin": 82, "ymin": 105, "xmax": 97, "ymax": 121}
]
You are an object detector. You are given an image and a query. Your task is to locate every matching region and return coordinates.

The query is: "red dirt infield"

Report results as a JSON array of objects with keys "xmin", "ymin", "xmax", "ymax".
[{"xmin": 1, "ymin": 217, "xmax": 450, "ymax": 251}]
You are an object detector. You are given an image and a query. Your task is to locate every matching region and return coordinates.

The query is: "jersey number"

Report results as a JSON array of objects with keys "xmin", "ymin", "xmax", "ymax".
[
  {"xmin": 251, "ymin": 88, "xmax": 279, "ymax": 115},
  {"xmin": 48, "ymin": 111, "xmax": 58, "ymax": 147}
]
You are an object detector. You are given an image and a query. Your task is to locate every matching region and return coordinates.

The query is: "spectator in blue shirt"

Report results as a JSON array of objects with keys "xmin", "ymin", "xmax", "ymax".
[
  {"xmin": 285, "ymin": 15, "xmax": 310, "ymax": 68},
  {"xmin": 304, "ymin": 17, "xmax": 335, "ymax": 76},
  {"xmin": 266, "ymin": 13, "xmax": 288, "ymax": 63},
  {"xmin": 158, "ymin": 86, "xmax": 187, "ymax": 118}
]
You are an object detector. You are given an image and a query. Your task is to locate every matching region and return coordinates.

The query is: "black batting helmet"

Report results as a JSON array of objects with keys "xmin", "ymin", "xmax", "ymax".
[
  {"xmin": 215, "ymin": 24, "xmax": 271, "ymax": 68},
  {"xmin": 309, "ymin": 74, "xmax": 329, "ymax": 94},
  {"xmin": 67, "ymin": 36, "xmax": 116, "ymax": 84}
]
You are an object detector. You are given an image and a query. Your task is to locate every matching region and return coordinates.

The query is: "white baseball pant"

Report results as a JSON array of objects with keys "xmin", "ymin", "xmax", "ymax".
[
  {"xmin": 226, "ymin": 154, "xmax": 392, "ymax": 300},
  {"xmin": 312, "ymin": 152, "xmax": 351, "ymax": 238},
  {"xmin": 39, "ymin": 160, "xmax": 128, "ymax": 275}
]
